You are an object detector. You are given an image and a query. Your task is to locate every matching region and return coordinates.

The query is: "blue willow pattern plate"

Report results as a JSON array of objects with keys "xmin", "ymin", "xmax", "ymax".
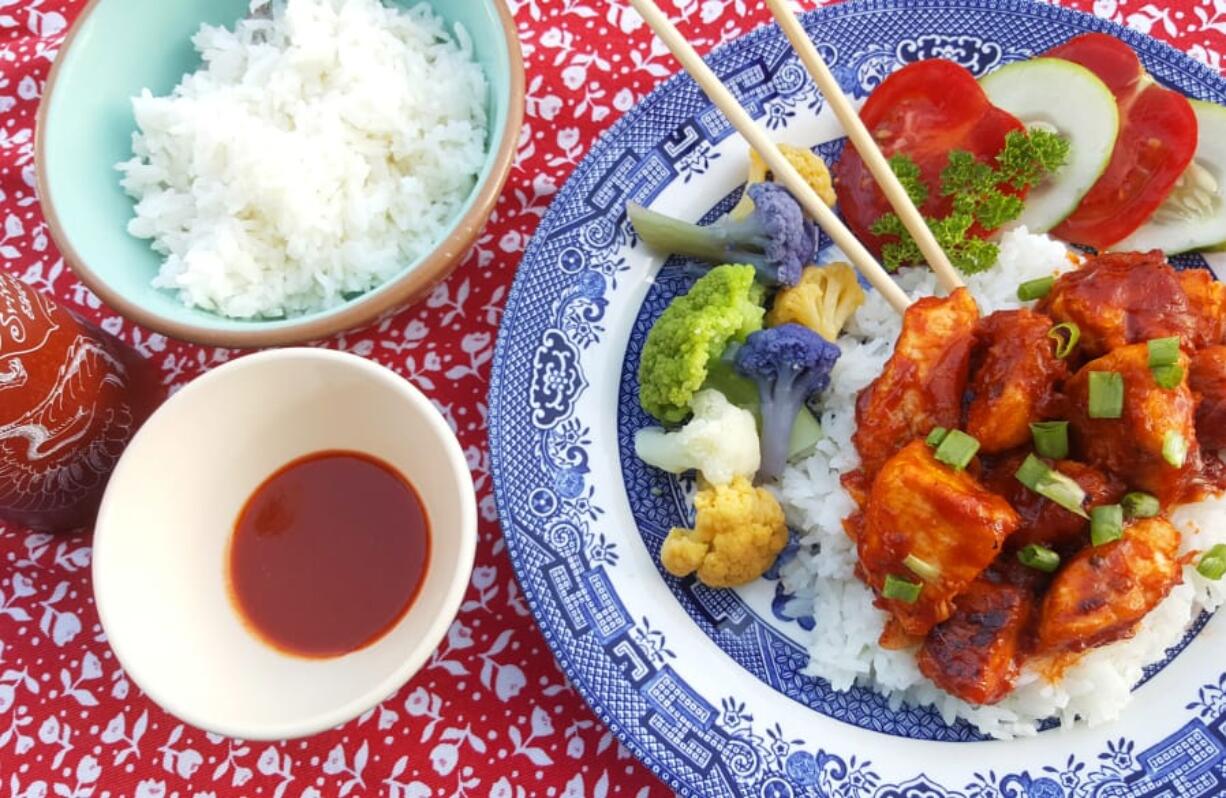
[{"xmin": 488, "ymin": 1, "xmax": 1226, "ymax": 795}]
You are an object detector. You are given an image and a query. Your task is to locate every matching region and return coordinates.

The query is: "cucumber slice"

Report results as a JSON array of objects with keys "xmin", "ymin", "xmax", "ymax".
[
  {"xmin": 785, "ymin": 404, "xmax": 824, "ymax": 462},
  {"xmin": 1112, "ymin": 100, "xmax": 1226, "ymax": 255},
  {"xmin": 980, "ymin": 58, "xmax": 1119, "ymax": 233}
]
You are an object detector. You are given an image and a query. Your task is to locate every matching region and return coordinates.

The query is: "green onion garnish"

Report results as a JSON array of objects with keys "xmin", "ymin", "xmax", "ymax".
[
  {"xmin": 1152, "ymin": 364, "xmax": 1184, "ymax": 390},
  {"xmin": 1048, "ymin": 322, "xmax": 1080, "ymax": 359},
  {"xmin": 1088, "ymin": 371, "xmax": 1124, "ymax": 419},
  {"xmin": 1015, "ymin": 453, "xmax": 1049, "ymax": 489},
  {"xmin": 1122, "ymin": 491, "xmax": 1160, "ymax": 519},
  {"xmin": 933, "ymin": 429, "xmax": 980, "ymax": 470},
  {"xmin": 1017, "ymin": 276, "xmax": 1055, "ymax": 302},
  {"xmin": 1014, "ymin": 454, "xmax": 1089, "ymax": 518},
  {"xmin": 925, "ymin": 427, "xmax": 950, "ymax": 447},
  {"xmin": 1090, "ymin": 504, "xmax": 1124, "ymax": 546},
  {"xmin": 883, "ymin": 574, "xmax": 923, "ymax": 603},
  {"xmin": 1147, "ymin": 336, "xmax": 1181, "ymax": 368},
  {"xmin": 1147, "ymin": 337, "xmax": 1184, "ymax": 390},
  {"xmin": 1197, "ymin": 544, "xmax": 1226, "ymax": 580},
  {"xmin": 1163, "ymin": 430, "xmax": 1188, "ymax": 468},
  {"xmin": 1017, "ymin": 544, "xmax": 1061, "ymax": 573},
  {"xmin": 903, "ymin": 554, "xmax": 940, "ymax": 582},
  {"xmin": 1030, "ymin": 421, "xmax": 1069, "ymax": 459}
]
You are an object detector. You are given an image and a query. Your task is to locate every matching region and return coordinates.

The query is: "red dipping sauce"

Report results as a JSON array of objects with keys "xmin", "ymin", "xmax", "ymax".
[{"xmin": 229, "ymin": 451, "xmax": 430, "ymax": 658}]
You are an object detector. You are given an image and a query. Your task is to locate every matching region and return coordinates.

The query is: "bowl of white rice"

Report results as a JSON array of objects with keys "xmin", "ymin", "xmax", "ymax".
[{"xmin": 35, "ymin": 0, "xmax": 523, "ymax": 347}]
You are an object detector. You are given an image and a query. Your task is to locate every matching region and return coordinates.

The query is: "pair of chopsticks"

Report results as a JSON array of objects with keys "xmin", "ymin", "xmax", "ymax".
[{"xmin": 628, "ymin": 0, "xmax": 964, "ymax": 314}]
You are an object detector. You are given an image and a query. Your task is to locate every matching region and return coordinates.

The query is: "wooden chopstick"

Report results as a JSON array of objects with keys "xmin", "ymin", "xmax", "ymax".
[
  {"xmin": 628, "ymin": 0, "xmax": 911, "ymax": 314},
  {"xmin": 764, "ymin": 0, "xmax": 965, "ymax": 293}
]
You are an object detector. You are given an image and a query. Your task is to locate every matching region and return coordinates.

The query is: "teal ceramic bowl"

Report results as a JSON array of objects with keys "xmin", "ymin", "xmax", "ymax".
[{"xmin": 37, "ymin": 0, "xmax": 523, "ymax": 348}]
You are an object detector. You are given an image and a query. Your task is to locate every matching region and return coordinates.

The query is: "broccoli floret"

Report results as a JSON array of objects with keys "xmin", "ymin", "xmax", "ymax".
[
  {"xmin": 628, "ymin": 183, "xmax": 817, "ymax": 287},
  {"xmin": 735, "ymin": 323, "xmax": 841, "ymax": 482},
  {"xmin": 638, "ymin": 264, "xmax": 765, "ymax": 424},
  {"xmin": 766, "ymin": 262, "xmax": 866, "ymax": 341}
]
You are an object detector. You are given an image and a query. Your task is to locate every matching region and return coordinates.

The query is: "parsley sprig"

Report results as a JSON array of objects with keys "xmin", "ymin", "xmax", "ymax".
[{"xmin": 870, "ymin": 130, "xmax": 1070, "ymax": 275}]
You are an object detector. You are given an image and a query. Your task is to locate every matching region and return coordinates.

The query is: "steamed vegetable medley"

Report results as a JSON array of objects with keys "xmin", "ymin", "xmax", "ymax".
[
  {"xmin": 629, "ymin": 144, "xmax": 859, "ymax": 587},
  {"xmin": 638, "ymin": 268, "xmax": 846, "ymax": 587},
  {"xmin": 629, "ymin": 32, "xmax": 1226, "ymax": 593}
]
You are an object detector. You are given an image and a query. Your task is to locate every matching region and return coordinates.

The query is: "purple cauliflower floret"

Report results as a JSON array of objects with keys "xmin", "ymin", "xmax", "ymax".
[
  {"xmin": 627, "ymin": 182, "xmax": 818, "ymax": 287},
  {"xmin": 734, "ymin": 323, "xmax": 841, "ymax": 482}
]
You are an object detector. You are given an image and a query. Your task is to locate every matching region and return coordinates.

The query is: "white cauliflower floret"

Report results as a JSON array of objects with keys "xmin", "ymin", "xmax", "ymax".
[{"xmin": 633, "ymin": 389, "xmax": 759, "ymax": 485}]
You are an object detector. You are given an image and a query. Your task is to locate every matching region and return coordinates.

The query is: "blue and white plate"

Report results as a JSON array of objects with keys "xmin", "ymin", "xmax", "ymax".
[{"xmin": 488, "ymin": 2, "xmax": 1226, "ymax": 795}]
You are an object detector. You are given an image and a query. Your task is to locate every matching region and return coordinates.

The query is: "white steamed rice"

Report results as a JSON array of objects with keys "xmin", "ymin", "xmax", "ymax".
[
  {"xmin": 776, "ymin": 228, "xmax": 1226, "ymax": 739},
  {"xmin": 116, "ymin": 0, "xmax": 488, "ymax": 319}
]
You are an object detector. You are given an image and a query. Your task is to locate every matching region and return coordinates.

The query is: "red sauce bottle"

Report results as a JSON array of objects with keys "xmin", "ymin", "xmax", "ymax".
[{"xmin": 0, "ymin": 273, "xmax": 164, "ymax": 531}]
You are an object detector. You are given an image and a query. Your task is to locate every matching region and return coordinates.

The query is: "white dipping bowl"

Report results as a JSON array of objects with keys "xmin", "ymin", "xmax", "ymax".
[{"xmin": 92, "ymin": 348, "xmax": 476, "ymax": 740}]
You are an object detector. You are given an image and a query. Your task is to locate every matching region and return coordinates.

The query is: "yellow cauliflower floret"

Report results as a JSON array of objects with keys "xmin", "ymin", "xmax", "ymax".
[
  {"xmin": 660, "ymin": 476, "xmax": 788, "ymax": 588},
  {"xmin": 729, "ymin": 144, "xmax": 837, "ymax": 220},
  {"xmin": 766, "ymin": 262, "xmax": 865, "ymax": 342}
]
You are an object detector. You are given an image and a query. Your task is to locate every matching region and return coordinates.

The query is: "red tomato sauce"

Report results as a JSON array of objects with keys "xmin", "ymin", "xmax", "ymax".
[{"xmin": 229, "ymin": 451, "xmax": 430, "ymax": 658}]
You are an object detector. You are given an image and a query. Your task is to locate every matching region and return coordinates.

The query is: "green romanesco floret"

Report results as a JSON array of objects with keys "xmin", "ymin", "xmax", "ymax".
[{"xmin": 638, "ymin": 264, "xmax": 765, "ymax": 424}]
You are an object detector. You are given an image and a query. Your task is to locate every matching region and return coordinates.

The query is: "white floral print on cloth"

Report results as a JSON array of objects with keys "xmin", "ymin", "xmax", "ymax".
[{"xmin": 0, "ymin": 0, "xmax": 1223, "ymax": 796}]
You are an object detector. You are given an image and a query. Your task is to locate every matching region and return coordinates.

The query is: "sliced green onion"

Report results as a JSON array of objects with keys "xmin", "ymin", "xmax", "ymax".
[
  {"xmin": 1017, "ymin": 276, "xmax": 1055, "ymax": 302},
  {"xmin": 925, "ymin": 427, "xmax": 950, "ymax": 447},
  {"xmin": 903, "ymin": 554, "xmax": 940, "ymax": 583},
  {"xmin": 1122, "ymin": 491, "xmax": 1160, "ymax": 519},
  {"xmin": 1147, "ymin": 336, "xmax": 1181, "ymax": 368},
  {"xmin": 1030, "ymin": 421, "xmax": 1069, "ymax": 460},
  {"xmin": 883, "ymin": 574, "xmax": 923, "ymax": 603},
  {"xmin": 1015, "ymin": 453, "xmax": 1049, "ymax": 490},
  {"xmin": 1152, "ymin": 364, "xmax": 1185, "ymax": 390},
  {"xmin": 1088, "ymin": 371, "xmax": 1124, "ymax": 419},
  {"xmin": 934, "ymin": 429, "xmax": 980, "ymax": 470},
  {"xmin": 1090, "ymin": 504, "xmax": 1124, "ymax": 546},
  {"xmin": 1038, "ymin": 472, "xmax": 1090, "ymax": 519},
  {"xmin": 1163, "ymin": 430, "xmax": 1188, "ymax": 468},
  {"xmin": 1017, "ymin": 544, "xmax": 1061, "ymax": 573},
  {"xmin": 1048, "ymin": 322, "xmax": 1080, "ymax": 359},
  {"xmin": 1014, "ymin": 454, "xmax": 1089, "ymax": 518},
  {"xmin": 1197, "ymin": 544, "xmax": 1226, "ymax": 580},
  {"xmin": 1148, "ymin": 337, "xmax": 1183, "ymax": 390}
]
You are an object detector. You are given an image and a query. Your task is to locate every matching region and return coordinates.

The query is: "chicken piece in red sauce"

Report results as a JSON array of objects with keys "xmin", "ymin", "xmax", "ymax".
[
  {"xmin": 1192, "ymin": 345, "xmax": 1226, "ymax": 452},
  {"xmin": 1038, "ymin": 251, "xmax": 1202, "ymax": 358},
  {"xmin": 986, "ymin": 551, "xmax": 1054, "ymax": 595},
  {"xmin": 1035, "ymin": 517, "xmax": 1182, "ymax": 654},
  {"xmin": 858, "ymin": 440, "xmax": 1020, "ymax": 641},
  {"xmin": 1178, "ymin": 268, "xmax": 1226, "ymax": 347},
  {"xmin": 979, "ymin": 454, "xmax": 1126, "ymax": 555},
  {"xmin": 1066, "ymin": 342, "xmax": 1199, "ymax": 502},
  {"xmin": 966, "ymin": 309, "xmax": 1069, "ymax": 454},
  {"xmin": 853, "ymin": 288, "xmax": 979, "ymax": 477},
  {"xmin": 918, "ymin": 578, "xmax": 1032, "ymax": 705}
]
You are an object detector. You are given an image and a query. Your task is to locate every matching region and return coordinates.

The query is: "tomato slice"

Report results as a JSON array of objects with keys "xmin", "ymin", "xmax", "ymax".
[
  {"xmin": 1044, "ymin": 32, "xmax": 1141, "ymax": 94},
  {"xmin": 1046, "ymin": 33, "xmax": 1198, "ymax": 249},
  {"xmin": 834, "ymin": 59, "xmax": 1025, "ymax": 257}
]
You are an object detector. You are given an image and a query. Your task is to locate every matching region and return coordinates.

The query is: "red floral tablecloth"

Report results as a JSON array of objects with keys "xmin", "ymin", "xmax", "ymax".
[{"xmin": 1, "ymin": 0, "xmax": 1223, "ymax": 795}]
